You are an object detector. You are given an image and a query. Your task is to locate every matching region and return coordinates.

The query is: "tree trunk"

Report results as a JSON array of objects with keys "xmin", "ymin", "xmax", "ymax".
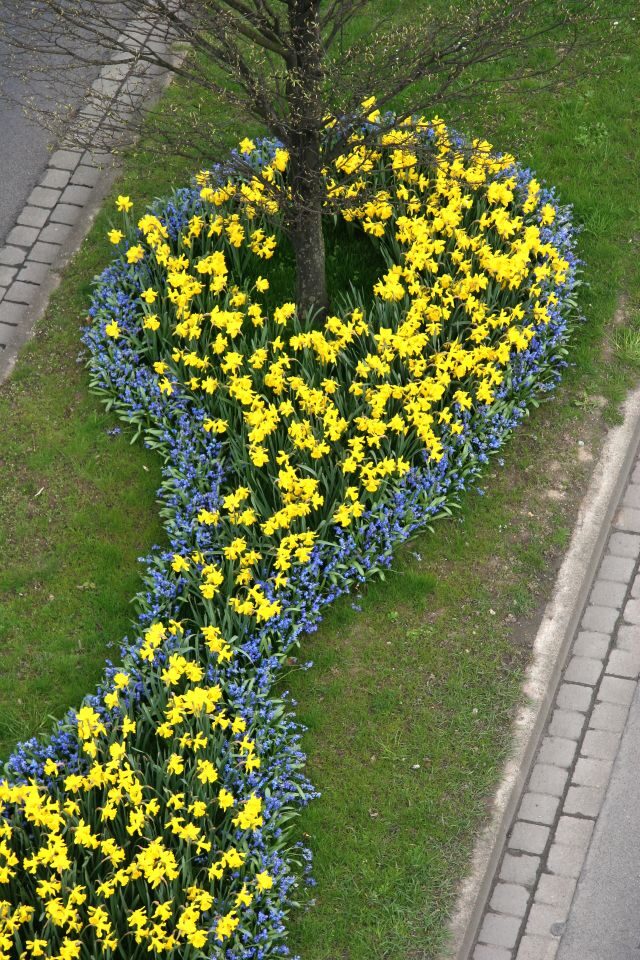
[{"xmin": 286, "ymin": 0, "xmax": 329, "ymax": 319}]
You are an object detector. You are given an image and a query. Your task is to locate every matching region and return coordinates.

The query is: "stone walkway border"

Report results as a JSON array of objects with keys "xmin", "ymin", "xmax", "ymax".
[
  {"xmin": 0, "ymin": 13, "xmax": 172, "ymax": 384},
  {"xmin": 462, "ymin": 393, "xmax": 640, "ymax": 959}
]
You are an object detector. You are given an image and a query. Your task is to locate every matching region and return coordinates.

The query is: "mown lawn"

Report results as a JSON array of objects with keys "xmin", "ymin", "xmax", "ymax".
[{"xmin": 1, "ymin": 6, "xmax": 639, "ymax": 960}]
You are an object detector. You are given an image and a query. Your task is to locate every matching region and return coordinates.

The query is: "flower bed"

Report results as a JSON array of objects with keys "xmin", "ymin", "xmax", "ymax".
[{"xmin": 0, "ymin": 116, "xmax": 579, "ymax": 959}]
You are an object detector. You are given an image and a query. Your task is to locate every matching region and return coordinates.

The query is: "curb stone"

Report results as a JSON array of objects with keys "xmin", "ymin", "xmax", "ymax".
[
  {"xmin": 447, "ymin": 381, "xmax": 640, "ymax": 960},
  {"xmin": 0, "ymin": 16, "xmax": 176, "ymax": 387}
]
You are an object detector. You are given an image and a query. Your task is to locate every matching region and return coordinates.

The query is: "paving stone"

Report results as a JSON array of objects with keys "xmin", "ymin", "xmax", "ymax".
[
  {"xmin": 633, "ymin": 463, "xmax": 640, "ymax": 484},
  {"xmin": 509, "ymin": 821, "xmax": 550, "ymax": 855},
  {"xmin": 573, "ymin": 631, "xmax": 610, "ymax": 659},
  {"xmin": 60, "ymin": 184, "xmax": 93, "ymax": 207},
  {"xmin": 616, "ymin": 623, "xmax": 640, "ymax": 652},
  {"xmin": 623, "ymin": 597, "xmax": 640, "ymax": 624},
  {"xmin": 0, "ymin": 245, "xmax": 27, "ymax": 266},
  {"xmin": 581, "ymin": 728, "xmax": 622, "ymax": 760},
  {"xmin": 49, "ymin": 149, "xmax": 82, "ymax": 171},
  {"xmin": 554, "ymin": 816, "xmax": 594, "ymax": 848},
  {"xmin": 546, "ymin": 841, "xmax": 588, "ymax": 878},
  {"xmin": 40, "ymin": 167, "xmax": 71, "ymax": 190},
  {"xmin": 526, "ymin": 902, "xmax": 567, "ymax": 937},
  {"xmin": 564, "ymin": 656, "xmax": 604, "ymax": 686},
  {"xmin": 598, "ymin": 554, "xmax": 636, "ymax": 583},
  {"xmin": 537, "ymin": 736, "xmax": 577, "ymax": 769},
  {"xmin": 606, "ymin": 649, "xmax": 640, "ymax": 678},
  {"xmin": 18, "ymin": 261, "xmax": 51, "ymax": 286},
  {"xmin": 632, "ymin": 573, "xmax": 640, "ymax": 598},
  {"xmin": 597, "ymin": 675, "xmax": 636, "ymax": 705},
  {"xmin": 589, "ymin": 579, "xmax": 627, "ymax": 609},
  {"xmin": 500, "ymin": 852, "xmax": 540, "ymax": 886},
  {"xmin": 615, "ymin": 507, "xmax": 640, "ymax": 533},
  {"xmin": 518, "ymin": 791, "xmax": 560, "ymax": 826},
  {"xmin": 535, "ymin": 872, "xmax": 577, "ymax": 910},
  {"xmin": 563, "ymin": 785, "xmax": 605, "ymax": 818},
  {"xmin": 516, "ymin": 935, "xmax": 559, "ymax": 959},
  {"xmin": 589, "ymin": 700, "xmax": 629, "ymax": 732},
  {"xmin": 6, "ymin": 224, "xmax": 40, "ymax": 247},
  {"xmin": 49, "ymin": 204, "xmax": 81, "ymax": 226},
  {"xmin": 581, "ymin": 604, "xmax": 618, "ymax": 633},
  {"xmin": 17, "ymin": 206, "xmax": 49, "ymax": 229},
  {"xmin": 573, "ymin": 756, "xmax": 613, "ymax": 787},
  {"xmin": 556, "ymin": 683, "xmax": 592, "ymax": 713},
  {"xmin": 4, "ymin": 281, "xmax": 39, "ymax": 305},
  {"xmin": 549, "ymin": 709, "xmax": 586, "ymax": 740},
  {"xmin": 27, "ymin": 185, "xmax": 62, "ymax": 209},
  {"xmin": 29, "ymin": 241, "xmax": 61, "ymax": 265},
  {"xmin": 478, "ymin": 913, "xmax": 521, "ymax": 949},
  {"xmin": 608, "ymin": 531, "xmax": 640, "ymax": 557},
  {"xmin": 624, "ymin": 484, "xmax": 640, "ymax": 509},
  {"xmin": 529, "ymin": 763, "xmax": 569, "ymax": 797},
  {"xmin": 38, "ymin": 223, "xmax": 72, "ymax": 245},
  {"xmin": 0, "ymin": 266, "xmax": 17, "ymax": 287},
  {"xmin": 0, "ymin": 302, "xmax": 27, "ymax": 325},
  {"xmin": 70, "ymin": 164, "xmax": 102, "ymax": 187},
  {"xmin": 474, "ymin": 946, "xmax": 511, "ymax": 960},
  {"xmin": 490, "ymin": 882, "xmax": 530, "ymax": 917}
]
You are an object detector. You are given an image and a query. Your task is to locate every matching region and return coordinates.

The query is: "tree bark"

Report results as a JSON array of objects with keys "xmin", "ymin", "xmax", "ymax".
[{"xmin": 286, "ymin": 0, "xmax": 329, "ymax": 318}]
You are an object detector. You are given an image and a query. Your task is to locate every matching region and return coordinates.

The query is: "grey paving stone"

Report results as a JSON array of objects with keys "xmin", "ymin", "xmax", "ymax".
[
  {"xmin": 554, "ymin": 816, "xmax": 595, "ymax": 848},
  {"xmin": 546, "ymin": 841, "xmax": 588, "ymax": 878},
  {"xmin": 549, "ymin": 709, "xmax": 586, "ymax": 740},
  {"xmin": 0, "ymin": 266, "xmax": 17, "ymax": 287},
  {"xmin": 490, "ymin": 882, "xmax": 530, "ymax": 917},
  {"xmin": 38, "ymin": 223, "xmax": 72, "ymax": 245},
  {"xmin": 519, "ymin": 791, "xmax": 561, "ymax": 826},
  {"xmin": 0, "ymin": 301, "xmax": 27, "ymax": 325},
  {"xmin": 29, "ymin": 242, "xmax": 61, "ymax": 265},
  {"xmin": 623, "ymin": 484, "xmax": 640, "ymax": 509},
  {"xmin": 18, "ymin": 261, "xmax": 51, "ymax": 286},
  {"xmin": 608, "ymin": 531, "xmax": 640, "ymax": 558},
  {"xmin": 17, "ymin": 206, "xmax": 49, "ymax": 229},
  {"xmin": 556, "ymin": 683, "xmax": 592, "ymax": 713},
  {"xmin": 49, "ymin": 149, "xmax": 82, "ymax": 171},
  {"xmin": 623, "ymin": 597, "xmax": 640, "ymax": 624},
  {"xmin": 598, "ymin": 554, "xmax": 636, "ymax": 583},
  {"xmin": 4, "ymin": 281, "xmax": 39, "ymax": 305},
  {"xmin": 615, "ymin": 623, "xmax": 640, "ymax": 652},
  {"xmin": 606, "ymin": 648, "xmax": 640, "ymax": 678},
  {"xmin": 516, "ymin": 935, "xmax": 558, "ymax": 959},
  {"xmin": 28, "ymin": 185, "xmax": 62, "ymax": 209},
  {"xmin": 572, "ymin": 756, "xmax": 613, "ymax": 788},
  {"xmin": 6, "ymin": 224, "xmax": 40, "ymax": 248},
  {"xmin": 615, "ymin": 507, "xmax": 640, "ymax": 533},
  {"xmin": 633, "ymin": 463, "xmax": 640, "ymax": 484},
  {"xmin": 529, "ymin": 763, "xmax": 569, "ymax": 798},
  {"xmin": 474, "ymin": 946, "xmax": 511, "ymax": 960},
  {"xmin": 589, "ymin": 579, "xmax": 627, "ymax": 609},
  {"xmin": 525, "ymin": 902, "xmax": 567, "ymax": 937},
  {"xmin": 500, "ymin": 852, "xmax": 540, "ymax": 887},
  {"xmin": 573, "ymin": 631, "xmax": 610, "ymax": 659},
  {"xmin": 508, "ymin": 821, "xmax": 550, "ymax": 855},
  {"xmin": 581, "ymin": 728, "xmax": 622, "ymax": 760},
  {"xmin": 60, "ymin": 184, "xmax": 93, "ymax": 207},
  {"xmin": 589, "ymin": 700, "xmax": 629, "ymax": 732},
  {"xmin": 537, "ymin": 736, "xmax": 577, "ymax": 769},
  {"xmin": 49, "ymin": 204, "xmax": 81, "ymax": 226},
  {"xmin": 71, "ymin": 164, "xmax": 102, "ymax": 187},
  {"xmin": 535, "ymin": 872, "xmax": 577, "ymax": 910},
  {"xmin": 40, "ymin": 168, "xmax": 71, "ymax": 190},
  {"xmin": 0, "ymin": 245, "xmax": 27, "ymax": 266},
  {"xmin": 478, "ymin": 913, "xmax": 521, "ymax": 949},
  {"xmin": 564, "ymin": 656, "xmax": 604, "ymax": 687},
  {"xmin": 597, "ymin": 675, "xmax": 636, "ymax": 705},
  {"xmin": 563, "ymin": 785, "xmax": 605, "ymax": 818},
  {"xmin": 632, "ymin": 573, "xmax": 640, "ymax": 598},
  {"xmin": 581, "ymin": 604, "xmax": 618, "ymax": 633}
]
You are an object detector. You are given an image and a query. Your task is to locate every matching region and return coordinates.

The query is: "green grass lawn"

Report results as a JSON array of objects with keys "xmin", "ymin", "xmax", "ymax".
[{"xmin": 1, "ymin": 7, "xmax": 639, "ymax": 960}]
